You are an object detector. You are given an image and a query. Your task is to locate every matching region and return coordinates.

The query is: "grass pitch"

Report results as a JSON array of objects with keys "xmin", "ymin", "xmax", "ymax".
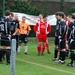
[{"xmin": 0, "ymin": 40, "xmax": 75, "ymax": 75}]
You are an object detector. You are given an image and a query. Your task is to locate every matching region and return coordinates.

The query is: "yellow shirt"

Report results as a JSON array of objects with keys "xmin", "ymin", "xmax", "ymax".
[{"xmin": 18, "ymin": 22, "xmax": 31, "ymax": 34}]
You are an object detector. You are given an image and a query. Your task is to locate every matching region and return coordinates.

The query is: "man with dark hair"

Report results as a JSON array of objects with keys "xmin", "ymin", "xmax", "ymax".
[
  {"xmin": 4, "ymin": 10, "xmax": 10, "ymax": 16},
  {"xmin": 0, "ymin": 10, "xmax": 11, "ymax": 65},
  {"xmin": 67, "ymin": 13, "xmax": 75, "ymax": 67},
  {"xmin": 52, "ymin": 12, "xmax": 60, "ymax": 61},
  {"xmin": 54, "ymin": 12, "xmax": 67, "ymax": 64},
  {"xmin": 9, "ymin": 12, "xmax": 19, "ymax": 39}
]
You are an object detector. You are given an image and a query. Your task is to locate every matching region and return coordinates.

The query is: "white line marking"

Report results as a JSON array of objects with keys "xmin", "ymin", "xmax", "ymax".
[{"xmin": 16, "ymin": 59, "xmax": 75, "ymax": 75}]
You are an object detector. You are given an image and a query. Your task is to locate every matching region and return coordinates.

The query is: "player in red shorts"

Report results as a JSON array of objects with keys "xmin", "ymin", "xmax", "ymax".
[
  {"xmin": 65, "ymin": 18, "xmax": 70, "ymax": 58},
  {"xmin": 36, "ymin": 14, "xmax": 51, "ymax": 54},
  {"xmin": 65, "ymin": 15, "xmax": 73, "ymax": 58},
  {"xmin": 34, "ymin": 15, "xmax": 51, "ymax": 55}
]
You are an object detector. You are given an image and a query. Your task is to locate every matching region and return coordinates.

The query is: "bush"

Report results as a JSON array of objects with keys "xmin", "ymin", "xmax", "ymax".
[
  {"xmin": 5, "ymin": 0, "xmax": 49, "ymax": 16},
  {"xmin": 68, "ymin": 7, "xmax": 75, "ymax": 15},
  {"xmin": 1, "ymin": 0, "xmax": 49, "ymax": 37}
]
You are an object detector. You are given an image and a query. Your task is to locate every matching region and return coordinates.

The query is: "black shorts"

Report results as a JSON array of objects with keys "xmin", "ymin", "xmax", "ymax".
[
  {"xmin": 18, "ymin": 34, "xmax": 28, "ymax": 43},
  {"xmin": 59, "ymin": 39, "xmax": 66, "ymax": 49},
  {"xmin": 1, "ymin": 35, "xmax": 11, "ymax": 46},
  {"xmin": 55, "ymin": 36, "xmax": 59, "ymax": 45},
  {"xmin": 69, "ymin": 39, "xmax": 75, "ymax": 50},
  {"xmin": 12, "ymin": 35, "xmax": 19, "ymax": 42}
]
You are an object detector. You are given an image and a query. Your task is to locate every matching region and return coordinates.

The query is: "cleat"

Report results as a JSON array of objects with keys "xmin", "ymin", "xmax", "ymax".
[
  {"xmin": 52, "ymin": 58, "xmax": 58, "ymax": 61},
  {"xmin": 17, "ymin": 52, "xmax": 20, "ymax": 54},
  {"xmin": 0, "ymin": 61, "xmax": 3, "ymax": 64},
  {"xmin": 60, "ymin": 61, "xmax": 65, "ymax": 64},
  {"xmin": 24, "ymin": 52, "xmax": 28, "ymax": 54},
  {"xmin": 47, "ymin": 51, "xmax": 51, "ymax": 54},
  {"xmin": 55, "ymin": 60, "xmax": 61, "ymax": 63},
  {"xmin": 6, "ymin": 63, "xmax": 10, "ymax": 65},
  {"xmin": 67, "ymin": 63, "xmax": 75, "ymax": 67},
  {"xmin": 55, "ymin": 60, "xmax": 65, "ymax": 64},
  {"xmin": 41, "ymin": 53, "xmax": 44, "ymax": 55},
  {"xmin": 38, "ymin": 53, "xmax": 40, "ymax": 56}
]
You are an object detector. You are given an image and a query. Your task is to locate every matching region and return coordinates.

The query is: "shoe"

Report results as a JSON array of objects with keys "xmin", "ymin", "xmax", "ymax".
[
  {"xmin": 0, "ymin": 61, "xmax": 3, "ymax": 64},
  {"xmin": 55, "ymin": 60, "xmax": 65, "ymax": 64},
  {"xmin": 6, "ymin": 63, "xmax": 10, "ymax": 65},
  {"xmin": 17, "ymin": 52, "xmax": 20, "ymax": 54},
  {"xmin": 41, "ymin": 53, "xmax": 44, "ymax": 55},
  {"xmin": 55, "ymin": 59, "xmax": 61, "ymax": 64},
  {"xmin": 52, "ymin": 58, "xmax": 58, "ymax": 61},
  {"xmin": 52, "ymin": 58, "xmax": 56, "ymax": 61},
  {"xmin": 60, "ymin": 61, "xmax": 65, "ymax": 64},
  {"xmin": 24, "ymin": 52, "xmax": 28, "ymax": 54},
  {"xmin": 38, "ymin": 53, "xmax": 40, "ymax": 56},
  {"xmin": 67, "ymin": 63, "xmax": 75, "ymax": 67},
  {"xmin": 47, "ymin": 51, "xmax": 51, "ymax": 54}
]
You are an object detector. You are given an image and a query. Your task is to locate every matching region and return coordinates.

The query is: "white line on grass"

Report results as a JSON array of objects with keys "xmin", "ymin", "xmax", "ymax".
[{"xmin": 16, "ymin": 59, "xmax": 75, "ymax": 75}]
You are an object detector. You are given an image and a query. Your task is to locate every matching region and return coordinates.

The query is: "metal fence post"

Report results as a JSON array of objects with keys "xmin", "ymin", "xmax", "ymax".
[{"xmin": 10, "ymin": 39, "xmax": 16, "ymax": 75}]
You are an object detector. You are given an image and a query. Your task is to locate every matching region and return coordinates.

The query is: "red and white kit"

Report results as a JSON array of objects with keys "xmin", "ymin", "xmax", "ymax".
[{"xmin": 34, "ymin": 20, "xmax": 51, "ymax": 54}]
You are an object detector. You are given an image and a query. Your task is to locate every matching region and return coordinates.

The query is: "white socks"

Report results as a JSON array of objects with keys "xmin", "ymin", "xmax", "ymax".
[
  {"xmin": 24, "ymin": 46, "xmax": 28, "ymax": 53},
  {"xmin": 17, "ymin": 46, "xmax": 21, "ymax": 53},
  {"xmin": 17, "ymin": 46, "xmax": 28, "ymax": 53}
]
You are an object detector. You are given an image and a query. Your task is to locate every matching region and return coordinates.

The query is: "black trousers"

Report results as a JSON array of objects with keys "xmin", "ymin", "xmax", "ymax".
[
  {"xmin": 0, "ymin": 50, "xmax": 11, "ymax": 63},
  {"xmin": 6, "ymin": 50, "xmax": 11, "ymax": 63},
  {"xmin": 0, "ymin": 50, "xmax": 3, "ymax": 62},
  {"xmin": 0, "ymin": 34, "xmax": 11, "ymax": 63}
]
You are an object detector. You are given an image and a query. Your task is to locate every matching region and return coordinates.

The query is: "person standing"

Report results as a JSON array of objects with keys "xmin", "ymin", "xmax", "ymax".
[
  {"xmin": 52, "ymin": 12, "xmax": 61, "ymax": 61},
  {"xmin": 11, "ymin": 13, "xmax": 20, "ymax": 52},
  {"xmin": 9, "ymin": 12, "xmax": 20, "ymax": 53},
  {"xmin": 35, "ymin": 14, "xmax": 51, "ymax": 54},
  {"xmin": 55, "ymin": 12, "xmax": 67, "ymax": 64},
  {"xmin": 67, "ymin": 13, "xmax": 75, "ymax": 67},
  {"xmin": 0, "ymin": 10, "xmax": 11, "ymax": 65},
  {"xmin": 34, "ymin": 15, "xmax": 51, "ymax": 55},
  {"xmin": 17, "ymin": 16, "xmax": 31, "ymax": 54}
]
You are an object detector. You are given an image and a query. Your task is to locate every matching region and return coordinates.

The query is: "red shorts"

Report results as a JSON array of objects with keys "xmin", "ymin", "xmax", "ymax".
[{"xmin": 38, "ymin": 34, "xmax": 47, "ymax": 42}]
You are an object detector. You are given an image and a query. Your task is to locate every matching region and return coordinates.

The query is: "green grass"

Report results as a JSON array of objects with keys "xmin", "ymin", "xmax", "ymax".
[{"xmin": 0, "ymin": 40, "xmax": 75, "ymax": 75}]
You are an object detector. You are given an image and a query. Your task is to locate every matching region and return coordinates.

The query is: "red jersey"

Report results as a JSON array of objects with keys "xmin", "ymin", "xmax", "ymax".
[
  {"xmin": 65, "ymin": 20, "xmax": 70, "ymax": 40},
  {"xmin": 66, "ymin": 20, "xmax": 70, "ymax": 28},
  {"xmin": 34, "ymin": 21, "xmax": 51, "ymax": 35}
]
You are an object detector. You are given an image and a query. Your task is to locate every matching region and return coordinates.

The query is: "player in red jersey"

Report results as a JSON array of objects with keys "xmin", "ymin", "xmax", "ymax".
[
  {"xmin": 36, "ymin": 14, "xmax": 51, "ymax": 54},
  {"xmin": 65, "ymin": 15, "xmax": 73, "ymax": 58},
  {"xmin": 65, "ymin": 18, "xmax": 70, "ymax": 58},
  {"xmin": 34, "ymin": 15, "xmax": 51, "ymax": 55}
]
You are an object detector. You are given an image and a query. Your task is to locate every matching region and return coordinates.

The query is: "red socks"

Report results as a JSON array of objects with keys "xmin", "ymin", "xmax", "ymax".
[{"xmin": 46, "ymin": 43, "xmax": 50, "ymax": 52}]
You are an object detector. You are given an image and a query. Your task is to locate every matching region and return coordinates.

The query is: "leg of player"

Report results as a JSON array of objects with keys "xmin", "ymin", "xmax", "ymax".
[
  {"xmin": 67, "ymin": 40, "xmax": 75, "ymax": 67},
  {"xmin": 65, "ymin": 42, "xmax": 69, "ymax": 58},
  {"xmin": 52, "ymin": 36, "xmax": 59, "ymax": 61},
  {"xmin": 67, "ymin": 50, "xmax": 75, "ymax": 67},
  {"xmin": 46, "ymin": 42, "xmax": 51, "ymax": 54},
  {"xmin": 52, "ymin": 45, "xmax": 59, "ymax": 61},
  {"xmin": 6, "ymin": 47, "xmax": 11, "ymax": 65},
  {"xmin": 24, "ymin": 43, "xmax": 28, "ymax": 54},
  {"xmin": 37, "ymin": 42, "xmax": 42, "ymax": 56},
  {"xmin": 24, "ymin": 35, "xmax": 28, "ymax": 54},
  {"xmin": 0, "ymin": 50, "xmax": 3, "ymax": 64},
  {"xmin": 17, "ymin": 43, "xmax": 21, "ymax": 54},
  {"xmin": 41, "ymin": 42, "xmax": 46, "ymax": 55}
]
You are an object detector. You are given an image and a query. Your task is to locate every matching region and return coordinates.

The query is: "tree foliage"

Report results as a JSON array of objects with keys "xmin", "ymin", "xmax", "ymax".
[
  {"xmin": 0, "ymin": 0, "xmax": 49, "ymax": 37},
  {"xmin": 5, "ymin": 0, "xmax": 49, "ymax": 16},
  {"xmin": 68, "ymin": 7, "xmax": 75, "ymax": 15}
]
